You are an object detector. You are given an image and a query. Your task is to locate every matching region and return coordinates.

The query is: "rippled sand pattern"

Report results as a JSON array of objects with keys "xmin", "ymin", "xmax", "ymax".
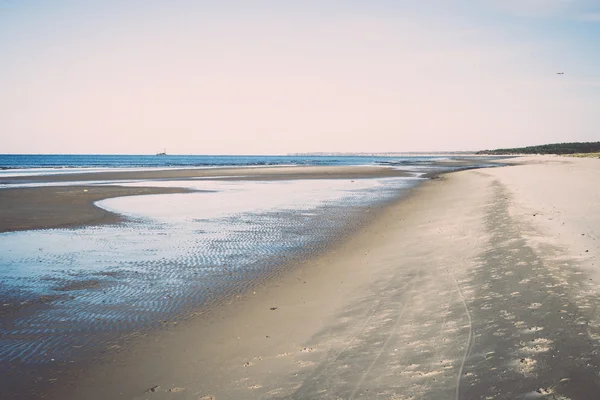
[{"xmin": 0, "ymin": 178, "xmax": 415, "ymax": 365}]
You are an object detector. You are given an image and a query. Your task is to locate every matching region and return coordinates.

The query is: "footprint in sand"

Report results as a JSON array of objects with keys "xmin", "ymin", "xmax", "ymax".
[
  {"xmin": 523, "ymin": 326, "xmax": 544, "ymax": 333},
  {"xmin": 515, "ymin": 357, "xmax": 537, "ymax": 376}
]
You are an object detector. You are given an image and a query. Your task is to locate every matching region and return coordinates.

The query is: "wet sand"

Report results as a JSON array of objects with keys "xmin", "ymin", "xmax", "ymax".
[
  {"xmin": 5, "ymin": 157, "xmax": 600, "ymax": 399},
  {"xmin": 0, "ymin": 185, "xmax": 192, "ymax": 232}
]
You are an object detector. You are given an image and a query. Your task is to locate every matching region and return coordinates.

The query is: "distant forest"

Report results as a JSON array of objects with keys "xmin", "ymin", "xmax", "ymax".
[{"xmin": 477, "ymin": 142, "xmax": 600, "ymax": 155}]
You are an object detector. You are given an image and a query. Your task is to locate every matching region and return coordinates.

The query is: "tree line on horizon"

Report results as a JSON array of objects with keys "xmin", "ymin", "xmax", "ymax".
[{"xmin": 477, "ymin": 141, "xmax": 600, "ymax": 155}]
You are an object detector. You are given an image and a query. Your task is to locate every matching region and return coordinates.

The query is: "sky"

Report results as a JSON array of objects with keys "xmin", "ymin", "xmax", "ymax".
[{"xmin": 1, "ymin": 0, "xmax": 599, "ymax": 154}]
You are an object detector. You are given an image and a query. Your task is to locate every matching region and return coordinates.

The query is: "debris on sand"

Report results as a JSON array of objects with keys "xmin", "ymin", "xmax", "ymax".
[
  {"xmin": 169, "ymin": 387, "xmax": 185, "ymax": 392},
  {"xmin": 270, "ymin": 307, "xmax": 278, "ymax": 310},
  {"xmin": 146, "ymin": 385, "xmax": 159, "ymax": 393}
]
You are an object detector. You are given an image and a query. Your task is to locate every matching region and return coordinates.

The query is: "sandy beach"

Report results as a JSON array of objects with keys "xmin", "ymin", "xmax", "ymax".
[
  {"xmin": 3, "ymin": 157, "xmax": 600, "ymax": 399},
  {"xmin": 3, "ymin": 0, "xmax": 599, "ymax": 397}
]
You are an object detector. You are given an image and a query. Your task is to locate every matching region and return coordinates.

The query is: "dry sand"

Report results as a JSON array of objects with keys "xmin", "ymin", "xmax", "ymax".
[{"xmin": 7, "ymin": 157, "xmax": 600, "ymax": 399}]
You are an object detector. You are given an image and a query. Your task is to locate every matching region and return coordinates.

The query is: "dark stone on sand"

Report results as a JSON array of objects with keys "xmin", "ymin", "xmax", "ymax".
[{"xmin": 146, "ymin": 385, "xmax": 159, "ymax": 393}]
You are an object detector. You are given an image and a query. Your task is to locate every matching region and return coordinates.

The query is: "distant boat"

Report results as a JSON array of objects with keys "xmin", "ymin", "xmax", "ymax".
[{"xmin": 156, "ymin": 149, "xmax": 167, "ymax": 156}]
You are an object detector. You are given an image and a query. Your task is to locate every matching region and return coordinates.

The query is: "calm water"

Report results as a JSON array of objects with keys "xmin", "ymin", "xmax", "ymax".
[{"xmin": 0, "ymin": 154, "xmax": 450, "ymax": 171}]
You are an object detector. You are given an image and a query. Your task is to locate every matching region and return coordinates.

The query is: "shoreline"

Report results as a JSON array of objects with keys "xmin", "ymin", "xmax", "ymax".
[{"xmin": 2, "ymin": 162, "xmax": 499, "ymax": 399}]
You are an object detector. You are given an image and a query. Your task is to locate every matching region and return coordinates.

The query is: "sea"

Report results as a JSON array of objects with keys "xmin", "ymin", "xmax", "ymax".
[
  {"xmin": 0, "ymin": 153, "xmax": 468, "ymax": 179},
  {"xmin": 0, "ymin": 153, "xmax": 460, "ymax": 170},
  {"xmin": 0, "ymin": 154, "xmax": 497, "ymax": 384}
]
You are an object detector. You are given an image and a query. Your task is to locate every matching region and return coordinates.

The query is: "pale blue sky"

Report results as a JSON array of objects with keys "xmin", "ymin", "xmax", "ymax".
[{"xmin": 1, "ymin": 1, "xmax": 599, "ymax": 154}]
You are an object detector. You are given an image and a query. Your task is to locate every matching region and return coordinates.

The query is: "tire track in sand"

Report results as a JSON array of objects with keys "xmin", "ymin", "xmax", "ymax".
[
  {"xmin": 451, "ymin": 269, "xmax": 474, "ymax": 400},
  {"xmin": 290, "ymin": 269, "xmax": 420, "ymax": 400},
  {"xmin": 347, "ymin": 270, "xmax": 420, "ymax": 400}
]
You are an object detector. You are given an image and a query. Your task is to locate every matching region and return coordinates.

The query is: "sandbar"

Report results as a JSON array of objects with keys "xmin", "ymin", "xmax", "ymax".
[
  {"xmin": 0, "ymin": 165, "xmax": 411, "ymax": 184},
  {"xmin": 0, "ymin": 185, "xmax": 191, "ymax": 232}
]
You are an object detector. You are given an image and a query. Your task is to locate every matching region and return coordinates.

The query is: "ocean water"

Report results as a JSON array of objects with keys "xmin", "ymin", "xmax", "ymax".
[
  {"xmin": 0, "ymin": 154, "xmax": 466, "ymax": 178},
  {"xmin": 0, "ymin": 154, "xmax": 443, "ymax": 168}
]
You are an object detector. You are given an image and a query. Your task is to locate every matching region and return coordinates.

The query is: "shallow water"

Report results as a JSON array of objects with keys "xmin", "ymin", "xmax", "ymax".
[{"xmin": 0, "ymin": 177, "xmax": 420, "ymax": 365}]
